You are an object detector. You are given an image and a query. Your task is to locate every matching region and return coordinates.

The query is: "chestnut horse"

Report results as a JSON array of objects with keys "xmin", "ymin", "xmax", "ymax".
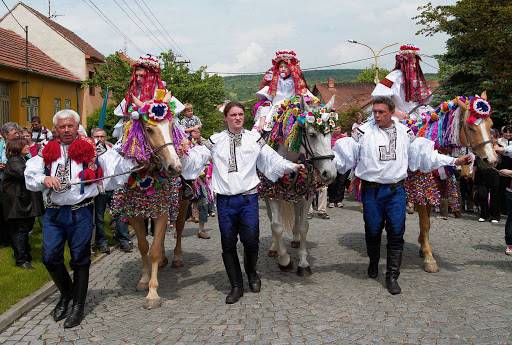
[{"xmin": 416, "ymin": 92, "xmax": 497, "ymax": 273}]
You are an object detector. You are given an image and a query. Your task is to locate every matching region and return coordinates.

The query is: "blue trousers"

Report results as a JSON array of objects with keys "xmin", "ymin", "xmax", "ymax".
[
  {"xmin": 362, "ymin": 185, "xmax": 406, "ymax": 250},
  {"xmin": 95, "ymin": 191, "xmax": 130, "ymax": 246},
  {"xmin": 42, "ymin": 205, "xmax": 93, "ymax": 270},
  {"xmin": 217, "ymin": 193, "xmax": 259, "ymax": 253}
]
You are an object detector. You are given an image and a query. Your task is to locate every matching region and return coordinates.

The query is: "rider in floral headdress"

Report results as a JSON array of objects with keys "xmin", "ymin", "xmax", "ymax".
[
  {"xmin": 253, "ymin": 51, "xmax": 315, "ymax": 133},
  {"xmin": 371, "ymin": 44, "xmax": 432, "ymax": 120},
  {"xmin": 113, "ymin": 54, "xmax": 185, "ymax": 138}
]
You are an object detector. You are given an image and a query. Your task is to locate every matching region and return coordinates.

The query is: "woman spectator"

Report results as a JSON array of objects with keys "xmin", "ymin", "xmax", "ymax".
[
  {"xmin": 0, "ymin": 122, "xmax": 20, "ymax": 248},
  {"xmin": 20, "ymin": 126, "xmax": 41, "ymax": 158},
  {"xmin": 497, "ymin": 126, "xmax": 512, "ymax": 215},
  {"xmin": 2, "ymin": 137, "xmax": 44, "ymax": 269}
]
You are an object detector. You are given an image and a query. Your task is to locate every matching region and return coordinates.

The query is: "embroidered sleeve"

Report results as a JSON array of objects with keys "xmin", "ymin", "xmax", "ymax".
[
  {"xmin": 204, "ymin": 138, "xmax": 215, "ymax": 151},
  {"xmin": 351, "ymin": 128, "xmax": 365, "ymax": 143},
  {"xmin": 257, "ymin": 137, "xmax": 266, "ymax": 148},
  {"xmin": 380, "ymin": 78, "xmax": 394, "ymax": 88}
]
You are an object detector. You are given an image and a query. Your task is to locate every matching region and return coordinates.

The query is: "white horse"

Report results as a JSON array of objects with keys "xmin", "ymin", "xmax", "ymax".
[{"xmin": 262, "ymin": 95, "xmax": 337, "ymax": 276}]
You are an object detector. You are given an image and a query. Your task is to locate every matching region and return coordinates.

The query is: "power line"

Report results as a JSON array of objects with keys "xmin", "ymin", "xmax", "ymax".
[
  {"xmin": 113, "ymin": 0, "xmax": 166, "ymax": 53},
  {"xmin": 1, "ymin": 0, "xmax": 26, "ymax": 31},
  {"xmin": 200, "ymin": 51, "xmax": 399, "ymax": 75},
  {"xmin": 83, "ymin": 0, "xmax": 143, "ymax": 54},
  {"xmin": 138, "ymin": 0, "xmax": 190, "ymax": 61}
]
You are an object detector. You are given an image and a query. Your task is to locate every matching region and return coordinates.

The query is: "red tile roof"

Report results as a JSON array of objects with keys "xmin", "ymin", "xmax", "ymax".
[
  {"xmin": 312, "ymin": 82, "xmax": 376, "ymax": 112},
  {"xmin": 21, "ymin": 2, "xmax": 104, "ymax": 61},
  {"xmin": 0, "ymin": 28, "xmax": 81, "ymax": 82}
]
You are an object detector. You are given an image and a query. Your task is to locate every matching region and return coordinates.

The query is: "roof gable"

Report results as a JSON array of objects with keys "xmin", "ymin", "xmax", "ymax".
[
  {"xmin": 313, "ymin": 82, "xmax": 375, "ymax": 112},
  {"xmin": 0, "ymin": 27, "xmax": 81, "ymax": 82},
  {"xmin": 20, "ymin": 2, "xmax": 104, "ymax": 61}
]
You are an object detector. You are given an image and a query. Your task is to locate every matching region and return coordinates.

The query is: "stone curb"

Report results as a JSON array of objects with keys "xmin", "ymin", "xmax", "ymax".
[{"xmin": 0, "ymin": 230, "xmax": 135, "ymax": 333}]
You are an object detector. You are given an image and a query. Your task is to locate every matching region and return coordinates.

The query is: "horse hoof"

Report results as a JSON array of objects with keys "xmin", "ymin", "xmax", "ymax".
[
  {"xmin": 136, "ymin": 282, "xmax": 149, "ymax": 291},
  {"xmin": 268, "ymin": 250, "xmax": 278, "ymax": 258},
  {"xmin": 171, "ymin": 260, "xmax": 184, "ymax": 268},
  {"xmin": 297, "ymin": 266, "xmax": 312, "ymax": 276},
  {"xmin": 424, "ymin": 261, "xmax": 440, "ymax": 273},
  {"xmin": 158, "ymin": 256, "xmax": 169, "ymax": 269},
  {"xmin": 290, "ymin": 241, "xmax": 300, "ymax": 249},
  {"xmin": 278, "ymin": 259, "xmax": 293, "ymax": 272},
  {"xmin": 143, "ymin": 298, "xmax": 161, "ymax": 309}
]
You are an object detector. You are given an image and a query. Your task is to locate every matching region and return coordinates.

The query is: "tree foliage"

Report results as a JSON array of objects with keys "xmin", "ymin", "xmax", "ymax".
[
  {"xmin": 86, "ymin": 104, "xmax": 119, "ymax": 144},
  {"xmin": 83, "ymin": 51, "xmax": 226, "ymax": 137},
  {"xmin": 356, "ymin": 64, "xmax": 391, "ymax": 83},
  {"xmin": 414, "ymin": 1, "xmax": 512, "ymax": 121},
  {"xmin": 336, "ymin": 106, "xmax": 368, "ymax": 135}
]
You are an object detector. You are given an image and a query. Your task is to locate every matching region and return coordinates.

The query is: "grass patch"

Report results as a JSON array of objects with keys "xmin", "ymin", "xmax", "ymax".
[{"xmin": 0, "ymin": 215, "xmax": 118, "ymax": 315}]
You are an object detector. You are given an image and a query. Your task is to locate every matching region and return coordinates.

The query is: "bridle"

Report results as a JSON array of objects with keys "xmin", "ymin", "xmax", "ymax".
[
  {"xmin": 142, "ymin": 122, "xmax": 176, "ymax": 164},
  {"xmin": 461, "ymin": 116, "xmax": 493, "ymax": 151},
  {"xmin": 286, "ymin": 125, "xmax": 334, "ymax": 196}
]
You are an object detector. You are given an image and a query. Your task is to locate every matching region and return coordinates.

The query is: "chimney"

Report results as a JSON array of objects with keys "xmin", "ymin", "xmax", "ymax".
[{"xmin": 328, "ymin": 78, "xmax": 334, "ymax": 88}]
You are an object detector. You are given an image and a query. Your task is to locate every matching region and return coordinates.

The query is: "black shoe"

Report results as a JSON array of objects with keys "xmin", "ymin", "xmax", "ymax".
[
  {"xmin": 385, "ymin": 249, "xmax": 403, "ymax": 295},
  {"xmin": 244, "ymin": 250, "xmax": 261, "ymax": 293},
  {"xmin": 48, "ymin": 264, "xmax": 73, "ymax": 322},
  {"xmin": 222, "ymin": 251, "xmax": 244, "ymax": 304},
  {"xmin": 119, "ymin": 243, "xmax": 132, "ymax": 253},
  {"xmin": 64, "ymin": 266, "xmax": 89, "ymax": 328},
  {"xmin": 17, "ymin": 262, "xmax": 36, "ymax": 270},
  {"xmin": 98, "ymin": 245, "xmax": 110, "ymax": 254},
  {"xmin": 367, "ymin": 244, "xmax": 380, "ymax": 279},
  {"xmin": 182, "ymin": 179, "xmax": 194, "ymax": 200}
]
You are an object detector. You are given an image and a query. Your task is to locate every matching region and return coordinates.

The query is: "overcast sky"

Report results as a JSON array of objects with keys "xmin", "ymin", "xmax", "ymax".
[{"xmin": 2, "ymin": 0, "xmax": 456, "ymax": 75}]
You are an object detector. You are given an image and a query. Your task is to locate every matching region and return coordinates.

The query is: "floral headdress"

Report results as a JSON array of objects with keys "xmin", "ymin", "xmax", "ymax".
[
  {"xmin": 120, "ymin": 89, "xmax": 188, "ymax": 162},
  {"xmin": 267, "ymin": 50, "xmax": 309, "ymax": 97},
  {"xmin": 394, "ymin": 44, "xmax": 429, "ymax": 103},
  {"xmin": 267, "ymin": 93, "xmax": 337, "ymax": 152},
  {"xmin": 123, "ymin": 54, "xmax": 166, "ymax": 114},
  {"xmin": 466, "ymin": 97, "xmax": 492, "ymax": 125}
]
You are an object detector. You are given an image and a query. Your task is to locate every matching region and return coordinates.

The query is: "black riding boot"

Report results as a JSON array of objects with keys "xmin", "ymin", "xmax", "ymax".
[
  {"xmin": 243, "ymin": 250, "xmax": 261, "ymax": 293},
  {"xmin": 385, "ymin": 249, "xmax": 403, "ymax": 295},
  {"xmin": 48, "ymin": 264, "xmax": 73, "ymax": 321},
  {"xmin": 64, "ymin": 266, "xmax": 89, "ymax": 328},
  {"xmin": 367, "ymin": 244, "xmax": 380, "ymax": 279},
  {"xmin": 222, "ymin": 251, "xmax": 244, "ymax": 304}
]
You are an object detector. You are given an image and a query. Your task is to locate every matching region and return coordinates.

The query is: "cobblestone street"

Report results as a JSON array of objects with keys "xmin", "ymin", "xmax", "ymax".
[{"xmin": 1, "ymin": 197, "xmax": 511, "ymax": 344}]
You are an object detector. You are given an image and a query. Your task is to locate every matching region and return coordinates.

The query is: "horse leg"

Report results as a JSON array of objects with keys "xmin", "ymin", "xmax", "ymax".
[
  {"xmin": 129, "ymin": 217, "xmax": 150, "ymax": 292},
  {"xmin": 269, "ymin": 200, "xmax": 293, "ymax": 271},
  {"xmin": 290, "ymin": 203, "xmax": 301, "ymax": 249},
  {"xmin": 172, "ymin": 199, "xmax": 188, "ymax": 268},
  {"xmin": 144, "ymin": 214, "xmax": 168, "ymax": 309},
  {"xmin": 296, "ymin": 199, "xmax": 313, "ymax": 276},
  {"xmin": 417, "ymin": 204, "xmax": 439, "ymax": 273},
  {"xmin": 265, "ymin": 199, "xmax": 278, "ymax": 257}
]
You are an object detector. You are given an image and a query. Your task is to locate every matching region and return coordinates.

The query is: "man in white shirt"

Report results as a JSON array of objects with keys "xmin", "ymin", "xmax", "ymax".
[
  {"xmin": 181, "ymin": 101, "xmax": 304, "ymax": 304},
  {"xmin": 25, "ymin": 110, "xmax": 136, "ymax": 328},
  {"xmin": 332, "ymin": 97, "xmax": 472, "ymax": 294}
]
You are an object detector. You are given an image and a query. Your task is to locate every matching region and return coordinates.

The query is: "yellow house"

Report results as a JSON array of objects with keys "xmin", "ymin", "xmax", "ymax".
[
  {"xmin": 1, "ymin": 2, "xmax": 109, "ymax": 128},
  {"xmin": 0, "ymin": 28, "xmax": 81, "ymax": 129}
]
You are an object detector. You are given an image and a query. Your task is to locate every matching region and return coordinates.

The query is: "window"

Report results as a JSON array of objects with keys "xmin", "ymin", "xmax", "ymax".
[
  {"xmin": 27, "ymin": 97, "xmax": 39, "ymax": 121},
  {"xmin": 54, "ymin": 98, "xmax": 61, "ymax": 115},
  {"xmin": 65, "ymin": 99, "xmax": 71, "ymax": 109},
  {"xmin": 88, "ymin": 71, "xmax": 95, "ymax": 96}
]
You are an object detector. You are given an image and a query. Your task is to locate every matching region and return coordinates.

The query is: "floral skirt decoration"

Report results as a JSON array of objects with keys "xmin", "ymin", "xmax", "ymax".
[
  {"xmin": 257, "ymin": 170, "xmax": 323, "ymax": 203},
  {"xmin": 405, "ymin": 171, "xmax": 460, "ymax": 211},
  {"xmin": 111, "ymin": 176, "xmax": 181, "ymax": 223}
]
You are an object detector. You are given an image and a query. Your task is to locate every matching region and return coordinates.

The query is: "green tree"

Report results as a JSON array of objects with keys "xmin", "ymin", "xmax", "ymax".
[
  {"xmin": 86, "ymin": 103, "xmax": 119, "ymax": 143},
  {"xmin": 414, "ymin": 1, "xmax": 512, "ymax": 120},
  {"xmin": 356, "ymin": 64, "xmax": 391, "ymax": 83},
  {"xmin": 337, "ymin": 106, "xmax": 368, "ymax": 134},
  {"xmin": 82, "ymin": 51, "xmax": 133, "ymax": 105}
]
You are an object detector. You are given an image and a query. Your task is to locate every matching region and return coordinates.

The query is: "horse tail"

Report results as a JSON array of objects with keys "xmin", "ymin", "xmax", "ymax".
[{"xmin": 281, "ymin": 201, "xmax": 295, "ymax": 233}]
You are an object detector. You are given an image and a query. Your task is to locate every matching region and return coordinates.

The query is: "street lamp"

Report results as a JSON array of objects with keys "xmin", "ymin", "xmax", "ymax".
[{"xmin": 348, "ymin": 39, "xmax": 398, "ymax": 85}]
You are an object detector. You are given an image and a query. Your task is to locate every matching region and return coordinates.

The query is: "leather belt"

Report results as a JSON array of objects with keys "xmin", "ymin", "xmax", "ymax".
[{"xmin": 361, "ymin": 179, "xmax": 405, "ymax": 189}]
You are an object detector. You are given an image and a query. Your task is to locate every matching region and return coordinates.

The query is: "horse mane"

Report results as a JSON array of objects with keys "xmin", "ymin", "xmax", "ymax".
[
  {"xmin": 267, "ymin": 96, "xmax": 303, "ymax": 152},
  {"xmin": 415, "ymin": 96, "xmax": 470, "ymax": 149}
]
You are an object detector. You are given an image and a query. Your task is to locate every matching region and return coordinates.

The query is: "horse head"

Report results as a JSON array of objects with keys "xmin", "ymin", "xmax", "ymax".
[
  {"xmin": 458, "ymin": 91, "xmax": 497, "ymax": 168},
  {"xmin": 299, "ymin": 95, "xmax": 337, "ymax": 185},
  {"xmin": 131, "ymin": 92, "xmax": 182, "ymax": 175}
]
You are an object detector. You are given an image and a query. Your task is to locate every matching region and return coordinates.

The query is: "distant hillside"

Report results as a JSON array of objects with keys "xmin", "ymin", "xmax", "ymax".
[{"xmin": 222, "ymin": 69, "xmax": 436, "ymax": 102}]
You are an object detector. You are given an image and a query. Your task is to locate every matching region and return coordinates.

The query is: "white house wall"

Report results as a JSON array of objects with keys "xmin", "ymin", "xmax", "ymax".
[{"xmin": 0, "ymin": 5, "xmax": 86, "ymax": 80}]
